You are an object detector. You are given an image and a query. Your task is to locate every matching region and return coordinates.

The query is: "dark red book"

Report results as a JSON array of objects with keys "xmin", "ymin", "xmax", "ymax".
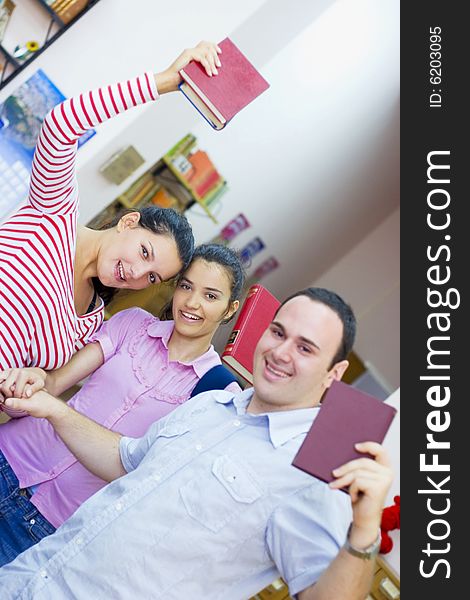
[
  {"xmin": 222, "ymin": 284, "xmax": 280, "ymax": 384},
  {"xmin": 179, "ymin": 37, "xmax": 270, "ymax": 130},
  {"xmin": 292, "ymin": 380, "xmax": 397, "ymax": 491}
]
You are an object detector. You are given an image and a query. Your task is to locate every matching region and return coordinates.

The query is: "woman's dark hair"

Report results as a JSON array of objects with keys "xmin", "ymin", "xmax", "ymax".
[
  {"xmin": 160, "ymin": 243, "xmax": 246, "ymax": 323},
  {"xmin": 276, "ymin": 287, "xmax": 357, "ymax": 367},
  {"xmin": 92, "ymin": 207, "xmax": 194, "ymax": 306}
]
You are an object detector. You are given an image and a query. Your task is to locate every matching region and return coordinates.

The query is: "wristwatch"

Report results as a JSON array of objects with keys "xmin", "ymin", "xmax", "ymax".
[{"xmin": 343, "ymin": 523, "xmax": 381, "ymax": 559}]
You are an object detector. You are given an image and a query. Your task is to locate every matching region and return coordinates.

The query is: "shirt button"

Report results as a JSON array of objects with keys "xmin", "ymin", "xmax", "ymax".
[
  {"xmin": 233, "ymin": 419, "xmax": 241, "ymax": 427},
  {"xmin": 195, "ymin": 444, "xmax": 203, "ymax": 451},
  {"xmin": 226, "ymin": 474, "xmax": 236, "ymax": 483},
  {"xmin": 40, "ymin": 570, "xmax": 48, "ymax": 578},
  {"xmin": 153, "ymin": 474, "xmax": 161, "ymax": 482},
  {"xmin": 30, "ymin": 518, "xmax": 36, "ymax": 525},
  {"xmin": 115, "ymin": 503, "xmax": 123, "ymax": 511}
]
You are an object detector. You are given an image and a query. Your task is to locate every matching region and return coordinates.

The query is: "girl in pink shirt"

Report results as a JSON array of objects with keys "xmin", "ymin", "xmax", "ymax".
[{"xmin": 0, "ymin": 243, "xmax": 245, "ymax": 565}]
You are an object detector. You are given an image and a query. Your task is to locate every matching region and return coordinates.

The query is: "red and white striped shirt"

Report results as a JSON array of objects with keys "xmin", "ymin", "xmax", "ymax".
[{"xmin": 0, "ymin": 73, "xmax": 158, "ymax": 370}]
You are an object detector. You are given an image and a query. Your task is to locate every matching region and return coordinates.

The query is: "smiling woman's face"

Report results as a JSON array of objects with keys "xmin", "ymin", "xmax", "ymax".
[
  {"xmin": 96, "ymin": 215, "xmax": 183, "ymax": 290},
  {"xmin": 171, "ymin": 258, "xmax": 238, "ymax": 342}
]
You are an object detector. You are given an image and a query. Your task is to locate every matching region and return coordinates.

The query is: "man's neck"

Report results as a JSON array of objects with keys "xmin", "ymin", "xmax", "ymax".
[{"xmin": 247, "ymin": 392, "xmax": 321, "ymax": 415}]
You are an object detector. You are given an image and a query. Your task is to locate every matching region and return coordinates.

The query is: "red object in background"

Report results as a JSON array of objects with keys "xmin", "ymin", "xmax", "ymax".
[
  {"xmin": 380, "ymin": 495, "xmax": 400, "ymax": 554},
  {"xmin": 222, "ymin": 284, "xmax": 280, "ymax": 384},
  {"xmin": 179, "ymin": 37, "xmax": 270, "ymax": 129},
  {"xmin": 187, "ymin": 150, "xmax": 221, "ymax": 197}
]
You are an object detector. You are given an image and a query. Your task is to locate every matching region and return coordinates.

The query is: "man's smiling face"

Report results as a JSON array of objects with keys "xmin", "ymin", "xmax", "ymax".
[{"xmin": 250, "ymin": 295, "xmax": 348, "ymax": 414}]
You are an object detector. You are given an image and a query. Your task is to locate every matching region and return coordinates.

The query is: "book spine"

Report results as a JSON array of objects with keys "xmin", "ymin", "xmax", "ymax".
[
  {"xmin": 203, "ymin": 180, "xmax": 227, "ymax": 207},
  {"xmin": 195, "ymin": 168, "xmax": 221, "ymax": 198},
  {"xmin": 222, "ymin": 284, "xmax": 262, "ymax": 358},
  {"xmin": 178, "ymin": 84, "xmax": 223, "ymax": 131},
  {"xmin": 134, "ymin": 182, "xmax": 164, "ymax": 208},
  {"xmin": 119, "ymin": 178, "xmax": 155, "ymax": 208}
]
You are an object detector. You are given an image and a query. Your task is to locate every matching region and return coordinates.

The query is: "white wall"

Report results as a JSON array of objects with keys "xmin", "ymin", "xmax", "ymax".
[{"xmin": 313, "ymin": 208, "xmax": 400, "ymax": 390}]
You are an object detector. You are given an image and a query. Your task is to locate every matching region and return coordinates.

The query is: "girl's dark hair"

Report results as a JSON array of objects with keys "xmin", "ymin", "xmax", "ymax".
[
  {"xmin": 92, "ymin": 207, "xmax": 194, "ymax": 306},
  {"xmin": 276, "ymin": 287, "xmax": 357, "ymax": 368},
  {"xmin": 160, "ymin": 243, "xmax": 246, "ymax": 323}
]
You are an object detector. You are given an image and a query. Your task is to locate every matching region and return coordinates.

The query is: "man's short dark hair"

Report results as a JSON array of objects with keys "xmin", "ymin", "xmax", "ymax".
[{"xmin": 276, "ymin": 287, "xmax": 356, "ymax": 367}]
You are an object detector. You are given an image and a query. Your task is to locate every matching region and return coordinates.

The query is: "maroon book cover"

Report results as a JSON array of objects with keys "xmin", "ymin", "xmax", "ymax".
[
  {"xmin": 292, "ymin": 380, "xmax": 397, "ymax": 491},
  {"xmin": 179, "ymin": 37, "xmax": 270, "ymax": 124},
  {"xmin": 222, "ymin": 284, "xmax": 280, "ymax": 384}
]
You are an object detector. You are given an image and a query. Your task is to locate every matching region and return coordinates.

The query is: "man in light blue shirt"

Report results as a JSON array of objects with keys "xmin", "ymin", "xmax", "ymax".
[{"xmin": 0, "ymin": 288, "xmax": 393, "ymax": 599}]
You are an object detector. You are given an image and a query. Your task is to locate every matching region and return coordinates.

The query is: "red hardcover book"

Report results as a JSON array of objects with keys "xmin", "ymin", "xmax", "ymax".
[
  {"xmin": 179, "ymin": 37, "xmax": 270, "ymax": 130},
  {"xmin": 292, "ymin": 380, "xmax": 397, "ymax": 492},
  {"xmin": 222, "ymin": 284, "xmax": 280, "ymax": 384},
  {"xmin": 187, "ymin": 150, "xmax": 222, "ymax": 197},
  {"xmin": 195, "ymin": 169, "xmax": 221, "ymax": 198}
]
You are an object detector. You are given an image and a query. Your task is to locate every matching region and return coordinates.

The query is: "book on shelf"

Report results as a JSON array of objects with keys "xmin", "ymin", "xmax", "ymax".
[
  {"xmin": 239, "ymin": 237, "xmax": 265, "ymax": 266},
  {"xmin": 132, "ymin": 181, "xmax": 164, "ymax": 209},
  {"xmin": 245, "ymin": 256, "xmax": 280, "ymax": 288},
  {"xmin": 148, "ymin": 186, "xmax": 180, "ymax": 209},
  {"xmin": 179, "ymin": 37, "xmax": 270, "ymax": 130},
  {"xmin": 163, "ymin": 135, "xmax": 221, "ymax": 197},
  {"xmin": 117, "ymin": 172, "xmax": 155, "ymax": 208},
  {"xmin": 203, "ymin": 178, "xmax": 227, "ymax": 208},
  {"xmin": 292, "ymin": 380, "xmax": 397, "ymax": 491},
  {"xmin": 222, "ymin": 284, "xmax": 280, "ymax": 384},
  {"xmin": 162, "ymin": 134, "xmax": 222, "ymax": 221},
  {"xmin": 186, "ymin": 149, "xmax": 222, "ymax": 198},
  {"xmin": 154, "ymin": 166, "xmax": 193, "ymax": 211},
  {"xmin": 0, "ymin": 0, "xmax": 15, "ymax": 44},
  {"xmin": 53, "ymin": 0, "xmax": 89, "ymax": 24},
  {"xmin": 210, "ymin": 213, "xmax": 251, "ymax": 245},
  {"xmin": 99, "ymin": 145, "xmax": 145, "ymax": 185}
]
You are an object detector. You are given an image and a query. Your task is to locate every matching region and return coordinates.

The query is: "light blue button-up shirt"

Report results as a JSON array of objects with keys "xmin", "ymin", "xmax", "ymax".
[{"xmin": 0, "ymin": 389, "xmax": 352, "ymax": 599}]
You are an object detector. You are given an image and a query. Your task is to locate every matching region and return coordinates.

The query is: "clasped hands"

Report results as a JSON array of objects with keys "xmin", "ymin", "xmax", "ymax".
[{"xmin": 0, "ymin": 367, "xmax": 60, "ymax": 419}]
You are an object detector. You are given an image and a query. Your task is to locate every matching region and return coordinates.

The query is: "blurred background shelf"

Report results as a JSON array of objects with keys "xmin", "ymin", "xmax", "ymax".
[{"xmin": 0, "ymin": 0, "xmax": 101, "ymax": 88}]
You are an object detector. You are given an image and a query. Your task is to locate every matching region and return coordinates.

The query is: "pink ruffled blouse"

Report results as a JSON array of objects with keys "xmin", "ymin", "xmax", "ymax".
[{"xmin": 0, "ymin": 307, "xmax": 239, "ymax": 527}]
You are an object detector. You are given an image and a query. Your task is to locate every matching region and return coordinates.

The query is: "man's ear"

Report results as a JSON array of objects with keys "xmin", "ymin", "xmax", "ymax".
[
  {"xmin": 117, "ymin": 212, "xmax": 141, "ymax": 232},
  {"xmin": 324, "ymin": 359, "xmax": 349, "ymax": 389}
]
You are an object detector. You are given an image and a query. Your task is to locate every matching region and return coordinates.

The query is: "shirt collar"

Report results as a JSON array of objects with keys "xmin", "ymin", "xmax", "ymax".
[
  {"xmin": 216, "ymin": 388, "xmax": 320, "ymax": 448},
  {"xmin": 147, "ymin": 318, "xmax": 174, "ymax": 346},
  {"xmin": 146, "ymin": 318, "xmax": 221, "ymax": 377}
]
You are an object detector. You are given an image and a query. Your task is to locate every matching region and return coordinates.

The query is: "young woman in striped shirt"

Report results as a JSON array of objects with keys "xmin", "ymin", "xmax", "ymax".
[
  {"xmin": 0, "ymin": 41, "xmax": 222, "ymax": 372},
  {"xmin": 0, "ymin": 243, "xmax": 244, "ymax": 566}
]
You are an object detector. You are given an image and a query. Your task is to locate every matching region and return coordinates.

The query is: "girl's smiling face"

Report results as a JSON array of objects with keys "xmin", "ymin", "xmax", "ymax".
[
  {"xmin": 96, "ymin": 213, "xmax": 183, "ymax": 290},
  {"xmin": 171, "ymin": 258, "xmax": 239, "ymax": 341}
]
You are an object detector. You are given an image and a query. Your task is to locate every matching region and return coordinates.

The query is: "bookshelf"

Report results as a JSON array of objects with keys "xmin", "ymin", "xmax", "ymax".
[
  {"xmin": 88, "ymin": 133, "xmax": 227, "ymax": 231},
  {"xmin": 0, "ymin": 0, "xmax": 101, "ymax": 89}
]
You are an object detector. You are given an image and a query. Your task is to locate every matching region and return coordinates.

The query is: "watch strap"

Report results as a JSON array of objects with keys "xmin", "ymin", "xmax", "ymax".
[{"xmin": 343, "ymin": 523, "xmax": 381, "ymax": 559}]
